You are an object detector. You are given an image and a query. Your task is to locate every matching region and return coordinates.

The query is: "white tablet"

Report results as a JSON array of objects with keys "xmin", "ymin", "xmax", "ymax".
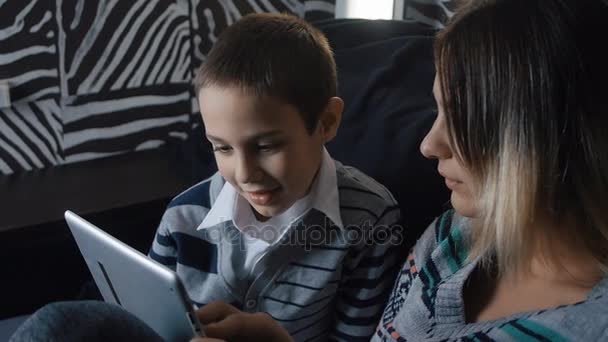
[{"xmin": 65, "ymin": 210, "xmax": 203, "ymax": 342}]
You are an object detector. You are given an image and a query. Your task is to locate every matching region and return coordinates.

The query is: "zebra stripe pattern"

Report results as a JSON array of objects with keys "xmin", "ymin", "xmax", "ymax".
[
  {"xmin": 60, "ymin": 0, "xmax": 192, "ymax": 96},
  {"xmin": 59, "ymin": 0, "xmax": 194, "ymax": 164},
  {"xmin": 398, "ymin": 0, "xmax": 456, "ymax": 28},
  {"xmin": 0, "ymin": 1, "xmax": 60, "ymax": 104},
  {"xmin": 0, "ymin": 99, "xmax": 62, "ymax": 173},
  {"xmin": 62, "ymin": 85, "xmax": 192, "ymax": 164}
]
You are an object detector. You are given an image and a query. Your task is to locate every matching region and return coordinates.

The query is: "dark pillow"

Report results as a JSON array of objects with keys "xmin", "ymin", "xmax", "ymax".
[
  {"xmin": 316, "ymin": 18, "xmax": 436, "ymax": 49},
  {"xmin": 319, "ymin": 20, "xmax": 450, "ymax": 244}
]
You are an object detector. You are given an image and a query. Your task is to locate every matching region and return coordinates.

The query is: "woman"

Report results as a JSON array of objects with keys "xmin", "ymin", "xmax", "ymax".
[{"xmin": 193, "ymin": 0, "xmax": 608, "ymax": 340}]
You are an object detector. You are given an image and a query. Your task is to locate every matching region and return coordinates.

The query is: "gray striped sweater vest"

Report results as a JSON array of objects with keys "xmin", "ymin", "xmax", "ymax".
[
  {"xmin": 374, "ymin": 210, "xmax": 608, "ymax": 342},
  {"xmin": 149, "ymin": 161, "xmax": 404, "ymax": 342}
]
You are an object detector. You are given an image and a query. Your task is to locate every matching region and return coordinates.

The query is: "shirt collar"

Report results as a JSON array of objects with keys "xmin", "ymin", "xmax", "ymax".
[
  {"xmin": 309, "ymin": 148, "xmax": 343, "ymax": 229},
  {"xmin": 197, "ymin": 147, "xmax": 343, "ymax": 231},
  {"xmin": 197, "ymin": 180, "xmax": 238, "ymax": 229}
]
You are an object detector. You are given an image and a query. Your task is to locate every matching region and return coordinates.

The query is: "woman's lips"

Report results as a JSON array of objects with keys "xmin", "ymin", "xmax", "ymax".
[
  {"xmin": 439, "ymin": 170, "xmax": 462, "ymax": 190},
  {"xmin": 444, "ymin": 178, "xmax": 461, "ymax": 190}
]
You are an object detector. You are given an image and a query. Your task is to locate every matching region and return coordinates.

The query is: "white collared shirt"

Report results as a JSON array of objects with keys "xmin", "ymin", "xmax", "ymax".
[{"xmin": 198, "ymin": 148, "xmax": 343, "ymax": 272}]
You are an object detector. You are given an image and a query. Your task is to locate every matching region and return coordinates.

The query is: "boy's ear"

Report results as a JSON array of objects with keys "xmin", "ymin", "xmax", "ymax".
[{"xmin": 318, "ymin": 97, "xmax": 344, "ymax": 143}]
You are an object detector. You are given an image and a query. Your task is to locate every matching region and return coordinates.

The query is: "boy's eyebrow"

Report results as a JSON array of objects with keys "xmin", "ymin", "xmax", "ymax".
[
  {"xmin": 248, "ymin": 130, "xmax": 283, "ymax": 140},
  {"xmin": 206, "ymin": 130, "xmax": 284, "ymax": 143}
]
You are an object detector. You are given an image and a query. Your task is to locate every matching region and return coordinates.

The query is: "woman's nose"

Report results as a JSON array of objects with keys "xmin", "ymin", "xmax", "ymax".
[{"xmin": 420, "ymin": 113, "xmax": 452, "ymax": 160}]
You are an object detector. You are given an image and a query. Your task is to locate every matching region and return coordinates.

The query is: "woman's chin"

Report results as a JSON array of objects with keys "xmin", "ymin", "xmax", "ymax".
[{"xmin": 450, "ymin": 191, "xmax": 478, "ymax": 218}]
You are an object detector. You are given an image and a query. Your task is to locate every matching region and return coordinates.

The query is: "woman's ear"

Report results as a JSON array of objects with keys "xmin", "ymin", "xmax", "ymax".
[{"xmin": 318, "ymin": 97, "xmax": 344, "ymax": 143}]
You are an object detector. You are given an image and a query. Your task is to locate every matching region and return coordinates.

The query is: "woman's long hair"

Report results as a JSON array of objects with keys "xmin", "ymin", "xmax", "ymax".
[{"xmin": 434, "ymin": 0, "xmax": 608, "ymax": 275}]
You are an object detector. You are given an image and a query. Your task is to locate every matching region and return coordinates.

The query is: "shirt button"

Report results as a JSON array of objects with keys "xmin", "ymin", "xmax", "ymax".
[{"xmin": 245, "ymin": 299, "xmax": 257, "ymax": 309}]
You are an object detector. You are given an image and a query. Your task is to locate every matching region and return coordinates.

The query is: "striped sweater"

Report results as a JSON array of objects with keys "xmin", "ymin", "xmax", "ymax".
[
  {"xmin": 149, "ymin": 162, "xmax": 403, "ymax": 342},
  {"xmin": 374, "ymin": 210, "xmax": 608, "ymax": 342}
]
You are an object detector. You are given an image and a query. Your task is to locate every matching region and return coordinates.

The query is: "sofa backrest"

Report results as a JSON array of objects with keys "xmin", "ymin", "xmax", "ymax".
[{"xmin": 321, "ymin": 19, "xmax": 450, "ymax": 244}]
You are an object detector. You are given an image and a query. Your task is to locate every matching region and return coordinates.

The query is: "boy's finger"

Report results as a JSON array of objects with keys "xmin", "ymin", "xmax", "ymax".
[
  {"xmin": 190, "ymin": 338, "xmax": 225, "ymax": 342},
  {"xmin": 204, "ymin": 313, "xmax": 292, "ymax": 342},
  {"xmin": 203, "ymin": 315, "xmax": 246, "ymax": 340},
  {"xmin": 195, "ymin": 301, "xmax": 240, "ymax": 324}
]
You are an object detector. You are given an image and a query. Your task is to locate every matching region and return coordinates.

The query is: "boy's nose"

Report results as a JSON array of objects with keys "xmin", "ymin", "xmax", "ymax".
[{"xmin": 235, "ymin": 154, "xmax": 263, "ymax": 184}]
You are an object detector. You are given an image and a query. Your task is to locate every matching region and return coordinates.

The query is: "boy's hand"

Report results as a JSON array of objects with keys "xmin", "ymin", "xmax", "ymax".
[{"xmin": 191, "ymin": 301, "xmax": 293, "ymax": 342}]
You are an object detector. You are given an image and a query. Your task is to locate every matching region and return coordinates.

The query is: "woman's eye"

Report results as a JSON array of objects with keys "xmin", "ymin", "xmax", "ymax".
[{"xmin": 212, "ymin": 146, "xmax": 232, "ymax": 153}]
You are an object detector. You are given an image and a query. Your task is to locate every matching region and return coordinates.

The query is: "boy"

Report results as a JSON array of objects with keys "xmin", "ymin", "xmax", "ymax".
[{"xmin": 149, "ymin": 13, "xmax": 402, "ymax": 341}]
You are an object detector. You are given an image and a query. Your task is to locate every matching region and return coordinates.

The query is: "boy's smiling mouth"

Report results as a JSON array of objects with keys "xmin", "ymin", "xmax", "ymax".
[{"xmin": 244, "ymin": 188, "xmax": 280, "ymax": 206}]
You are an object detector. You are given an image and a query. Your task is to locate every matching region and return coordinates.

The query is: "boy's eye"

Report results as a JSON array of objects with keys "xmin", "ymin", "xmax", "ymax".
[
  {"xmin": 257, "ymin": 142, "xmax": 283, "ymax": 152},
  {"xmin": 212, "ymin": 146, "xmax": 232, "ymax": 153}
]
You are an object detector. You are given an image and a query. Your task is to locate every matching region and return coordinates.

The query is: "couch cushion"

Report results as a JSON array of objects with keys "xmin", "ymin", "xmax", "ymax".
[
  {"xmin": 0, "ymin": 315, "xmax": 29, "ymax": 341},
  {"xmin": 321, "ymin": 20, "xmax": 451, "ymax": 244}
]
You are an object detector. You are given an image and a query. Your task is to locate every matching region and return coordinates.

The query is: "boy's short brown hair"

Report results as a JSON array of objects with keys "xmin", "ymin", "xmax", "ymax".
[{"xmin": 194, "ymin": 13, "xmax": 337, "ymax": 133}]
